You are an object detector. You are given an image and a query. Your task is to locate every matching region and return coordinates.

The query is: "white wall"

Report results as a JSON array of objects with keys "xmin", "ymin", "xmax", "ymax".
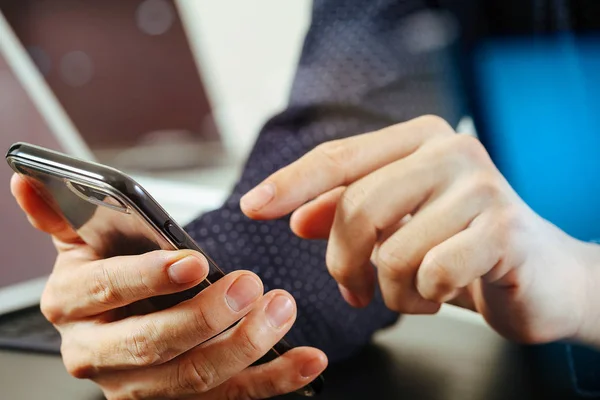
[{"xmin": 177, "ymin": 0, "xmax": 311, "ymax": 158}]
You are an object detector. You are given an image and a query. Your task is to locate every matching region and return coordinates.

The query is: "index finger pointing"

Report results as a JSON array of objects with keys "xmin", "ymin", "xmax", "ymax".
[{"xmin": 240, "ymin": 115, "xmax": 453, "ymax": 220}]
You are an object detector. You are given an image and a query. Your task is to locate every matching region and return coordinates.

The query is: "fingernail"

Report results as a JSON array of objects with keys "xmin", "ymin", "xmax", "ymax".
[
  {"xmin": 226, "ymin": 275, "xmax": 263, "ymax": 312},
  {"xmin": 168, "ymin": 256, "xmax": 206, "ymax": 284},
  {"xmin": 300, "ymin": 358, "xmax": 325, "ymax": 378},
  {"xmin": 338, "ymin": 284, "xmax": 365, "ymax": 308},
  {"xmin": 240, "ymin": 183, "xmax": 275, "ymax": 212},
  {"xmin": 265, "ymin": 295, "xmax": 295, "ymax": 328}
]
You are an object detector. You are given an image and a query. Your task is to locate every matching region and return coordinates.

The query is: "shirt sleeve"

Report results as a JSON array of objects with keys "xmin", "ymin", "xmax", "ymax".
[
  {"xmin": 565, "ymin": 239, "xmax": 600, "ymax": 397},
  {"xmin": 184, "ymin": 0, "xmax": 460, "ymax": 363},
  {"xmin": 567, "ymin": 344, "xmax": 600, "ymax": 397}
]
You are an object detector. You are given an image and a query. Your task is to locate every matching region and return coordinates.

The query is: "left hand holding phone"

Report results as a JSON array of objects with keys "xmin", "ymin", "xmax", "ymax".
[{"xmin": 10, "ymin": 173, "xmax": 327, "ymax": 399}]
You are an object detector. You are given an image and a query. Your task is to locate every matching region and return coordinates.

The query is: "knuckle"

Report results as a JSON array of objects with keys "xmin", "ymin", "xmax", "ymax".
[
  {"xmin": 134, "ymin": 256, "xmax": 157, "ymax": 295},
  {"xmin": 124, "ymin": 322, "xmax": 164, "ymax": 366},
  {"xmin": 190, "ymin": 303, "xmax": 220, "ymax": 337},
  {"xmin": 450, "ymin": 134, "xmax": 488, "ymax": 163},
  {"xmin": 224, "ymin": 383, "xmax": 253, "ymax": 400},
  {"xmin": 382, "ymin": 292, "xmax": 437, "ymax": 315},
  {"xmin": 375, "ymin": 246, "xmax": 410, "ymax": 281},
  {"xmin": 337, "ymin": 185, "xmax": 369, "ymax": 223},
  {"xmin": 326, "ymin": 254, "xmax": 354, "ymax": 286},
  {"xmin": 468, "ymin": 173, "xmax": 502, "ymax": 202},
  {"xmin": 62, "ymin": 346, "xmax": 95, "ymax": 379},
  {"xmin": 64, "ymin": 362, "xmax": 95, "ymax": 380},
  {"xmin": 420, "ymin": 252, "xmax": 455, "ymax": 300},
  {"xmin": 496, "ymin": 206, "xmax": 521, "ymax": 231},
  {"xmin": 315, "ymin": 140, "xmax": 353, "ymax": 171},
  {"xmin": 493, "ymin": 206, "xmax": 522, "ymax": 247},
  {"xmin": 234, "ymin": 325, "xmax": 268, "ymax": 361},
  {"xmin": 176, "ymin": 355, "xmax": 217, "ymax": 394},
  {"xmin": 89, "ymin": 262, "xmax": 122, "ymax": 307},
  {"xmin": 415, "ymin": 114, "xmax": 455, "ymax": 135},
  {"xmin": 381, "ymin": 294, "xmax": 403, "ymax": 313},
  {"xmin": 257, "ymin": 377, "xmax": 280, "ymax": 399},
  {"xmin": 40, "ymin": 284, "xmax": 63, "ymax": 324}
]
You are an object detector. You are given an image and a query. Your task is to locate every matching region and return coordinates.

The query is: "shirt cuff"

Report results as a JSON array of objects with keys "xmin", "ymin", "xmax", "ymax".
[
  {"xmin": 566, "ymin": 239, "xmax": 600, "ymax": 397},
  {"xmin": 566, "ymin": 344, "xmax": 600, "ymax": 397}
]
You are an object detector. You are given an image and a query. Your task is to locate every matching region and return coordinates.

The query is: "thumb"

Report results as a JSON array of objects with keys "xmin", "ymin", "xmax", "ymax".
[{"xmin": 10, "ymin": 173, "xmax": 81, "ymax": 245}]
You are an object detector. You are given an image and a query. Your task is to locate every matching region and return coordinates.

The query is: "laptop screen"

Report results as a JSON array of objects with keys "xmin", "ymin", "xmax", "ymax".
[
  {"xmin": 1, "ymin": 0, "xmax": 222, "ymax": 171},
  {"xmin": 0, "ymin": 53, "xmax": 60, "ymax": 291}
]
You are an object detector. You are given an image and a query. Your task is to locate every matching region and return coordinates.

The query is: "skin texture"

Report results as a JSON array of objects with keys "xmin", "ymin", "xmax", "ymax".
[
  {"xmin": 241, "ymin": 115, "xmax": 600, "ymax": 348},
  {"xmin": 10, "ymin": 173, "xmax": 327, "ymax": 400}
]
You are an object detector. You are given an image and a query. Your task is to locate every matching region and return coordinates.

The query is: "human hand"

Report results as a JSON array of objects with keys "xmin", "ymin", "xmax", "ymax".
[
  {"xmin": 241, "ymin": 115, "xmax": 600, "ymax": 347},
  {"xmin": 11, "ymin": 174, "xmax": 327, "ymax": 399}
]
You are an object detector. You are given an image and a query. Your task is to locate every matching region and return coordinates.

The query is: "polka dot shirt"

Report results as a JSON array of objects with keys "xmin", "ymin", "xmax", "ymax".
[{"xmin": 186, "ymin": 0, "xmax": 459, "ymax": 363}]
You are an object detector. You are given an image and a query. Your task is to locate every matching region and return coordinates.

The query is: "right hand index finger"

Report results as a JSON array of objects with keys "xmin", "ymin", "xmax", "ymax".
[
  {"xmin": 10, "ymin": 173, "xmax": 82, "ymax": 245},
  {"xmin": 239, "ymin": 116, "xmax": 454, "ymax": 220}
]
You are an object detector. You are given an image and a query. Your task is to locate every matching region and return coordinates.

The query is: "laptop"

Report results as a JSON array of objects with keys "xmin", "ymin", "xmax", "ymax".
[
  {"xmin": 1, "ymin": 0, "xmax": 230, "ymax": 172},
  {"xmin": 0, "ymin": 3, "xmax": 231, "ymax": 352}
]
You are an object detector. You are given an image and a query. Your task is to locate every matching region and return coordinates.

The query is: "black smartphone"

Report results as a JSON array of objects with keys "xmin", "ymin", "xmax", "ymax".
[{"xmin": 6, "ymin": 142, "xmax": 324, "ymax": 397}]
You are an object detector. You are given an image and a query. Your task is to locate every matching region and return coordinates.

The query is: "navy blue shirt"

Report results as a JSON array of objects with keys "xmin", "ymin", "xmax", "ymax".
[{"xmin": 185, "ymin": 0, "xmax": 600, "ymax": 397}]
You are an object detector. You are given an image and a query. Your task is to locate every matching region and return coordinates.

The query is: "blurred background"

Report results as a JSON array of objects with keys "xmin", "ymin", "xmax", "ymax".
[
  {"xmin": 1, "ymin": 1, "xmax": 599, "ymax": 398},
  {"xmin": 0, "ymin": 0, "xmax": 311, "ymax": 298}
]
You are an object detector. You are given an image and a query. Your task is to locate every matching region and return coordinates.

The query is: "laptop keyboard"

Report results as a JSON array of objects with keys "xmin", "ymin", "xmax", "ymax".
[{"xmin": 0, "ymin": 306, "xmax": 61, "ymax": 354}]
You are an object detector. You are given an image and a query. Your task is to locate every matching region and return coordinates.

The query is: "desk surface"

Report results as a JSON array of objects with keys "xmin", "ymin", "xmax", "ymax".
[{"xmin": 0, "ymin": 312, "xmax": 552, "ymax": 400}]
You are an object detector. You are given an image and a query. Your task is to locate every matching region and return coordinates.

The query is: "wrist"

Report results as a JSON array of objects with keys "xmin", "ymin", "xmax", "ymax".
[{"xmin": 573, "ymin": 241, "xmax": 600, "ymax": 349}]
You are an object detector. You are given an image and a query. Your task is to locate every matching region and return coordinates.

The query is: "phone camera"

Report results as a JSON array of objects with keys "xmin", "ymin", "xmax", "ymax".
[
  {"xmin": 70, "ymin": 182, "xmax": 90, "ymax": 196},
  {"xmin": 70, "ymin": 182, "xmax": 109, "ymax": 202},
  {"xmin": 66, "ymin": 180, "xmax": 129, "ymax": 213}
]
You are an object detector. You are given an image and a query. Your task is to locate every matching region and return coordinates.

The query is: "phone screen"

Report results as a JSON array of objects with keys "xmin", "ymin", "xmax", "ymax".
[{"xmin": 13, "ymin": 162, "xmax": 207, "ymax": 312}]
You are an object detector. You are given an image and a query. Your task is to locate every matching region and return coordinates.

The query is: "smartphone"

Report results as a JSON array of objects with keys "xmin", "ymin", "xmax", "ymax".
[{"xmin": 6, "ymin": 142, "xmax": 324, "ymax": 397}]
